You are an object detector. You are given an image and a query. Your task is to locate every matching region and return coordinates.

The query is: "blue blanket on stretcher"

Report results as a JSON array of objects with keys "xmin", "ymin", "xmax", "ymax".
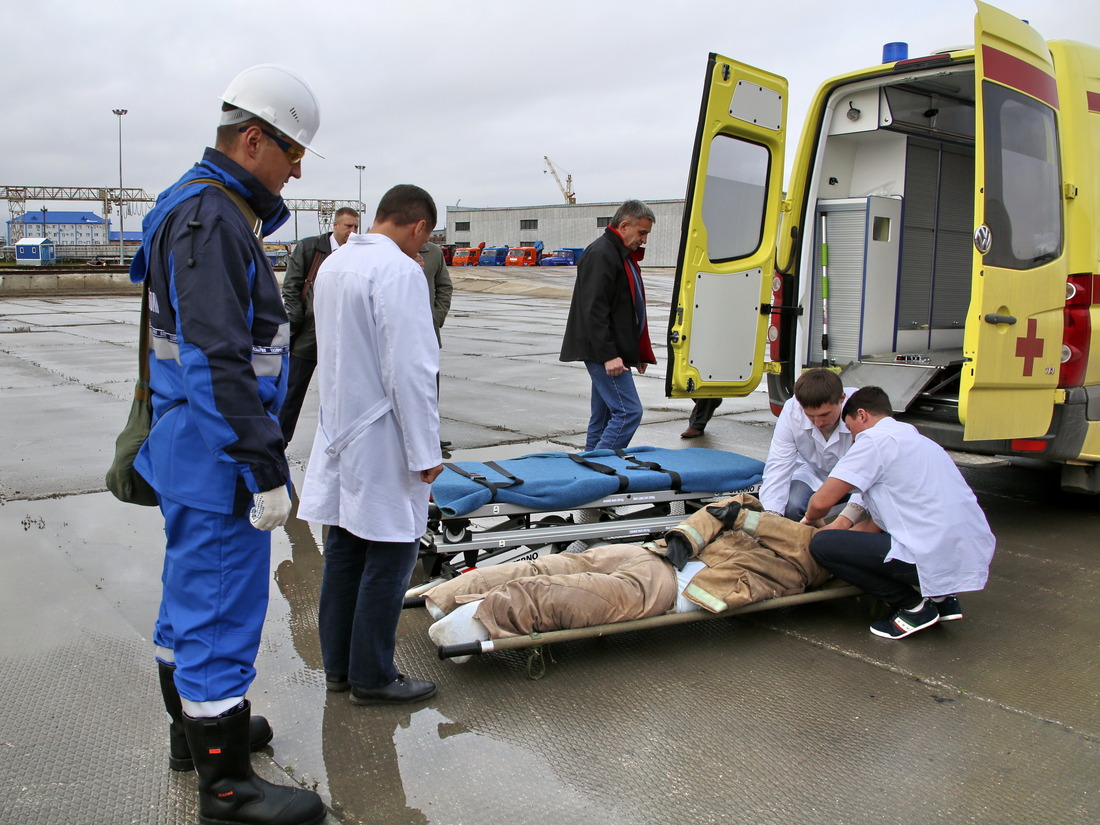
[{"xmin": 431, "ymin": 446, "xmax": 764, "ymax": 518}]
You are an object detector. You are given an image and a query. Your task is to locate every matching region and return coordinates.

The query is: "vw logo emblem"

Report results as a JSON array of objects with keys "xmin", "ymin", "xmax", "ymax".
[{"xmin": 974, "ymin": 224, "xmax": 993, "ymax": 254}]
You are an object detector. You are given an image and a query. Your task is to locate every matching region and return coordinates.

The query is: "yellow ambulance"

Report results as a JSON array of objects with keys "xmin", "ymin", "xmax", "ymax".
[{"xmin": 666, "ymin": 1, "xmax": 1100, "ymax": 492}]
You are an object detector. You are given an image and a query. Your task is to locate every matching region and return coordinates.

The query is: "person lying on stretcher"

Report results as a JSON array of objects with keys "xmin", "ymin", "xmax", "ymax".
[{"xmin": 424, "ymin": 494, "xmax": 831, "ymax": 659}]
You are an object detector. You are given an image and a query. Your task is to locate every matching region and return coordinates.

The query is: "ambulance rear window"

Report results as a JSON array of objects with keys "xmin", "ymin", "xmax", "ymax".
[
  {"xmin": 701, "ymin": 134, "xmax": 770, "ymax": 261},
  {"xmin": 981, "ymin": 81, "xmax": 1062, "ymax": 269}
]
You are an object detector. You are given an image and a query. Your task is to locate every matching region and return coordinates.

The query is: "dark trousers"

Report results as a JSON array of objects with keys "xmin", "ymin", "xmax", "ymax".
[
  {"xmin": 809, "ymin": 529, "xmax": 922, "ymax": 610},
  {"xmin": 318, "ymin": 525, "xmax": 419, "ymax": 689},
  {"xmin": 279, "ymin": 354, "xmax": 316, "ymax": 446},
  {"xmin": 689, "ymin": 398, "xmax": 722, "ymax": 430}
]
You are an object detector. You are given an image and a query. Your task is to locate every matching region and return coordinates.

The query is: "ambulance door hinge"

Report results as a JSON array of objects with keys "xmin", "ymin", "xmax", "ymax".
[
  {"xmin": 760, "ymin": 303, "xmax": 804, "ymax": 316},
  {"xmin": 1064, "ymin": 183, "xmax": 1078, "ymax": 199}
]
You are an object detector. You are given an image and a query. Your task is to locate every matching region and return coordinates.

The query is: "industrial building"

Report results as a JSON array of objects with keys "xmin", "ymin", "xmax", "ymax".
[
  {"xmin": 446, "ymin": 199, "xmax": 685, "ymax": 267},
  {"xmin": 6, "ymin": 211, "xmax": 109, "ymax": 245}
]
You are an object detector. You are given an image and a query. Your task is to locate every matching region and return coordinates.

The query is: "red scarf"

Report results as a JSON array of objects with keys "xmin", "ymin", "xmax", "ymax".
[{"xmin": 611, "ymin": 228, "xmax": 654, "ymax": 364}]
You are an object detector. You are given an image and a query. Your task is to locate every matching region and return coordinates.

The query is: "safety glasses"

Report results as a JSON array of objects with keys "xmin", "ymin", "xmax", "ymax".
[{"xmin": 241, "ymin": 125, "xmax": 306, "ymax": 163}]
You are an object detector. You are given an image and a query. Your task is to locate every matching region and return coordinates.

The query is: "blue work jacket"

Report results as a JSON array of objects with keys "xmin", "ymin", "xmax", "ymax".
[{"xmin": 132, "ymin": 149, "xmax": 291, "ymax": 515}]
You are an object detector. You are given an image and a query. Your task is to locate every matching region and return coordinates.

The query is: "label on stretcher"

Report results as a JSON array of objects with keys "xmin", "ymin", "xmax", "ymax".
[{"xmin": 461, "ymin": 543, "xmax": 552, "ymax": 572}]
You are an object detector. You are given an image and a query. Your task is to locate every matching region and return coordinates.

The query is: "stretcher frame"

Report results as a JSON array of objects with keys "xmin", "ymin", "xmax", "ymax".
[
  {"xmin": 410, "ymin": 484, "xmax": 759, "ymax": 594},
  {"xmin": 404, "ymin": 581, "xmax": 861, "ymax": 679}
]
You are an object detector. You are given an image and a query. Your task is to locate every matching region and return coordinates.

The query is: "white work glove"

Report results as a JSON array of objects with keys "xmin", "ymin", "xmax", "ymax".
[{"xmin": 249, "ymin": 486, "xmax": 291, "ymax": 531}]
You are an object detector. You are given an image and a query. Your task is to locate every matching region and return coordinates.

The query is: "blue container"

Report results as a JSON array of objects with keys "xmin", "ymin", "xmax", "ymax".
[{"xmin": 882, "ymin": 42, "xmax": 908, "ymax": 63}]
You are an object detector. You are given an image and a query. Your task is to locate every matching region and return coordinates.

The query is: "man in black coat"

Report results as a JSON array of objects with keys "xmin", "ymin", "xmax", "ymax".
[
  {"xmin": 279, "ymin": 206, "xmax": 359, "ymax": 444},
  {"xmin": 559, "ymin": 200, "xmax": 656, "ymax": 450}
]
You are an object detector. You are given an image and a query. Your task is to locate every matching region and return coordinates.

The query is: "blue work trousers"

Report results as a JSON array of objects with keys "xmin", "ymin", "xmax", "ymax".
[
  {"xmin": 153, "ymin": 497, "xmax": 271, "ymax": 702},
  {"xmin": 318, "ymin": 526, "xmax": 419, "ymax": 689},
  {"xmin": 584, "ymin": 360, "xmax": 643, "ymax": 451}
]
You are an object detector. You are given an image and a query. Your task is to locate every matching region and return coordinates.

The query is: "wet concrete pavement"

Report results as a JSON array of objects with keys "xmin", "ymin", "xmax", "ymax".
[{"xmin": 0, "ymin": 268, "xmax": 1096, "ymax": 824}]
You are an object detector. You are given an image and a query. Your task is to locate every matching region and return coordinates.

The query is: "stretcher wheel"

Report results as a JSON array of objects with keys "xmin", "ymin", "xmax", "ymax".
[
  {"xmin": 442, "ymin": 522, "xmax": 471, "ymax": 544},
  {"xmin": 533, "ymin": 515, "xmax": 572, "ymax": 554}
]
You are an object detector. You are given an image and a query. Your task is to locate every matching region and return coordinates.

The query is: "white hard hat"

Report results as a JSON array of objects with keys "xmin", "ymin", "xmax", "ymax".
[{"xmin": 219, "ymin": 64, "xmax": 322, "ymax": 157}]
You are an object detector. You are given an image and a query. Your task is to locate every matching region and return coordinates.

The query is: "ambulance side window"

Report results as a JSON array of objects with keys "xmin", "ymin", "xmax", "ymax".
[
  {"xmin": 982, "ymin": 81, "xmax": 1063, "ymax": 269},
  {"xmin": 701, "ymin": 134, "xmax": 770, "ymax": 262}
]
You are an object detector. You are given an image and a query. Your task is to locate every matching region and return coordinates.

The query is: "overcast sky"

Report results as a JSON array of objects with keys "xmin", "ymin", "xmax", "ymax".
[{"xmin": 5, "ymin": 0, "xmax": 1098, "ymax": 241}]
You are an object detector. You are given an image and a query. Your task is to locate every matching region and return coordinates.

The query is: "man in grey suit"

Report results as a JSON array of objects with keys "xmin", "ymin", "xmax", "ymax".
[
  {"xmin": 279, "ymin": 206, "xmax": 359, "ymax": 444},
  {"xmin": 417, "ymin": 240, "xmax": 453, "ymax": 450}
]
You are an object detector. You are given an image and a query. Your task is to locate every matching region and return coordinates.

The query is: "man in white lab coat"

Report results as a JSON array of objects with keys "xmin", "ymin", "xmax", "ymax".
[
  {"xmin": 298, "ymin": 184, "xmax": 444, "ymax": 705},
  {"xmin": 804, "ymin": 386, "xmax": 995, "ymax": 640},
  {"xmin": 759, "ymin": 368, "xmax": 864, "ymax": 523}
]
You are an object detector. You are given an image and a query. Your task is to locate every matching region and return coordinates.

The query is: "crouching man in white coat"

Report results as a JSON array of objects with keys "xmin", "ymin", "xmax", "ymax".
[{"xmin": 298, "ymin": 184, "xmax": 444, "ymax": 705}]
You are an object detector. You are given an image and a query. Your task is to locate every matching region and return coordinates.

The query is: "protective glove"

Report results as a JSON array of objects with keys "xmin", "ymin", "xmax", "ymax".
[
  {"xmin": 705, "ymin": 500, "xmax": 742, "ymax": 529},
  {"xmin": 663, "ymin": 531, "xmax": 693, "ymax": 572},
  {"xmin": 249, "ymin": 485, "xmax": 291, "ymax": 531}
]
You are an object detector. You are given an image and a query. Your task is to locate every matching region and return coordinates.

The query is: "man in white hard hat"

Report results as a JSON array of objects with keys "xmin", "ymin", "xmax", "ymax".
[{"xmin": 130, "ymin": 64, "xmax": 326, "ymax": 825}]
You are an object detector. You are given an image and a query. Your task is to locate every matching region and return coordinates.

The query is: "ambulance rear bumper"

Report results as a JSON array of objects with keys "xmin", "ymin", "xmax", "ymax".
[{"xmin": 900, "ymin": 386, "xmax": 1099, "ymax": 464}]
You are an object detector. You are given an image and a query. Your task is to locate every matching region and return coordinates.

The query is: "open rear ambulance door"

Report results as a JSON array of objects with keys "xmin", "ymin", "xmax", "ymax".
[
  {"xmin": 666, "ymin": 54, "xmax": 786, "ymax": 399},
  {"xmin": 960, "ymin": 1, "xmax": 1066, "ymax": 439}
]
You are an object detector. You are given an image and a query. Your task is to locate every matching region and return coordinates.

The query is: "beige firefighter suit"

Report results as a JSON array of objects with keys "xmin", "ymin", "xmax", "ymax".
[{"xmin": 424, "ymin": 494, "xmax": 830, "ymax": 638}]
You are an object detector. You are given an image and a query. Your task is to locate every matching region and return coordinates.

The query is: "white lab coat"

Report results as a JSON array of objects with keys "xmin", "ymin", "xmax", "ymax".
[
  {"xmin": 297, "ymin": 233, "xmax": 442, "ymax": 542},
  {"xmin": 828, "ymin": 416, "xmax": 995, "ymax": 597},
  {"xmin": 758, "ymin": 387, "xmax": 860, "ymax": 513}
]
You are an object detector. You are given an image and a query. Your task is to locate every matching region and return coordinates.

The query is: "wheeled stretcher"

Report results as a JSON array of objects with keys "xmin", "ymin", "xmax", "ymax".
[
  {"xmin": 409, "ymin": 446, "xmax": 766, "ymax": 590},
  {"xmin": 404, "ymin": 447, "xmax": 862, "ymax": 675}
]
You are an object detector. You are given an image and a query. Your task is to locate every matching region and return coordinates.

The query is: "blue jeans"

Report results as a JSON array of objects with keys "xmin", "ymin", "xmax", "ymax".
[
  {"xmin": 809, "ymin": 529, "xmax": 922, "ymax": 609},
  {"xmin": 784, "ymin": 480, "xmax": 849, "ymax": 521},
  {"xmin": 584, "ymin": 361, "xmax": 643, "ymax": 450},
  {"xmin": 318, "ymin": 526, "xmax": 419, "ymax": 689},
  {"xmin": 154, "ymin": 498, "xmax": 270, "ymax": 702}
]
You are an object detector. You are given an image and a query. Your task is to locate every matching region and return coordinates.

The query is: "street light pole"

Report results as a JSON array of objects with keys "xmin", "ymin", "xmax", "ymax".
[
  {"xmin": 355, "ymin": 165, "xmax": 365, "ymax": 214},
  {"xmin": 112, "ymin": 108, "xmax": 128, "ymax": 264}
]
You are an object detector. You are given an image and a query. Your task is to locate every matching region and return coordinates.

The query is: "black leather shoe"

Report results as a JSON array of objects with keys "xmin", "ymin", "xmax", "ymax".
[
  {"xmin": 326, "ymin": 674, "xmax": 349, "ymax": 692},
  {"xmin": 349, "ymin": 675, "xmax": 437, "ymax": 706}
]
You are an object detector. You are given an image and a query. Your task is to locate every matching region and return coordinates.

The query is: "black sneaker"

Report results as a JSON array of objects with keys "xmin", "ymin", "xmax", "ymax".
[
  {"xmin": 870, "ymin": 599, "xmax": 940, "ymax": 639},
  {"xmin": 932, "ymin": 595, "xmax": 963, "ymax": 621}
]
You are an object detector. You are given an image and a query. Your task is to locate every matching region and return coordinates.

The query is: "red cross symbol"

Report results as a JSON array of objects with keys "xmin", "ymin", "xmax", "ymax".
[{"xmin": 1015, "ymin": 318, "xmax": 1044, "ymax": 377}]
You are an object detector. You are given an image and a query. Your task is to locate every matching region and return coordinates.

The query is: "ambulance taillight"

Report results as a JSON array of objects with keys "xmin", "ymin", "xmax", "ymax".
[
  {"xmin": 767, "ymin": 273, "xmax": 783, "ymax": 362},
  {"xmin": 1059, "ymin": 275, "xmax": 1092, "ymax": 388}
]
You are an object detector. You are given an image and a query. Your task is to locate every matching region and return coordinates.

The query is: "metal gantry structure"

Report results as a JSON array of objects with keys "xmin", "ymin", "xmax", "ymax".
[{"xmin": 0, "ymin": 186, "xmax": 360, "ymax": 243}]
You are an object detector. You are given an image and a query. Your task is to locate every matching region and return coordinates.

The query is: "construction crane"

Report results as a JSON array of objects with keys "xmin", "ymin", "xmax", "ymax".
[{"xmin": 543, "ymin": 156, "xmax": 576, "ymax": 204}]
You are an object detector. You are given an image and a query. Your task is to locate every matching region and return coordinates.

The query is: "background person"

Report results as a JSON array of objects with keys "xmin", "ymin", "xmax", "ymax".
[
  {"xmin": 297, "ymin": 184, "xmax": 444, "ymax": 706},
  {"xmin": 279, "ymin": 206, "xmax": 360, "ymax": 445},
  {"xmin": 681, "ymin": 397, "xmax": 722, "ymax": 438},
  {"xmin": 804, "ymin": 386, "xmax": 996, "ymax": 639},
  {"xmin": 417, "ymin": 239, "xmax": 453, "ymax": 451},
  {"xmin": 559, "ymin": 199, "xmax": 656, "ymax": 450},
  {"xmin": 132, "ymin": 64, "xmax": 325, "ymax": 825}
]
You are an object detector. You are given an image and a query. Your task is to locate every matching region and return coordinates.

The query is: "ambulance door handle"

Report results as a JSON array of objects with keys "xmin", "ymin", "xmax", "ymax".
[{"xmin": 984, "ymin": 313, "xmax": 1017, "ymax": 326}]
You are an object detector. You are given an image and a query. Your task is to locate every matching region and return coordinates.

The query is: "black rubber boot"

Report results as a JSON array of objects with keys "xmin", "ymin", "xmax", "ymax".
[
  {"xmin": 158, "ymin": 661, "xmax": 274, "ymax": 772},
  {"xmin": 183, "ymin": 701, "xmax": 326, "ymax": 825}
]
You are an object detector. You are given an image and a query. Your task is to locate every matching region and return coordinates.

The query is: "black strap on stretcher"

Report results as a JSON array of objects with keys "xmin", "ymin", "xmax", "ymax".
[
  {"xmin": 443, "ymin": 461, "xmax": 523, "ymax": 495},
  {"xmin": 614, "ymin": 449, "xmax": 683, "ymax": 492},
  {"xmin": 567, "ymin": 453, "xmax": 630, "ymax": 492}
]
